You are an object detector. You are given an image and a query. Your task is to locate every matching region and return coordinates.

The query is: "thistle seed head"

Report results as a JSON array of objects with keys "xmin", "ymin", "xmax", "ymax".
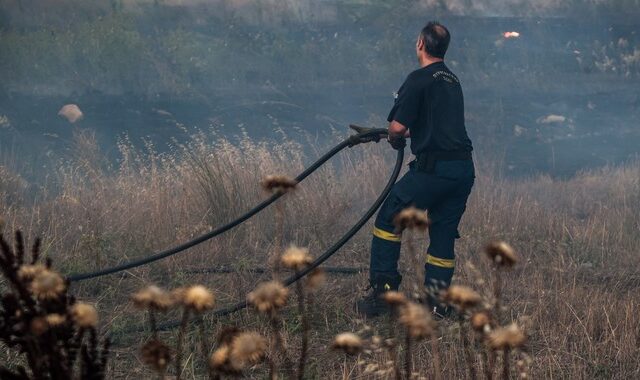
[
  {"xmin": 45, "ymin": 313, "xmax": 66, "ymax": 327},
  {"xmin": 470, "ymin": 311, "xmax": 492, "ymax": 333},
  {"xmin": 141, "ymin": 339, "xmax": 172, "ymax": 373},
  {"xmin": 182, "ymin": 285, "xmax": 215, "ymax": 312},
  {"xmin": 441, "ymin": 285, "xmax": 482, "ymax": 311},
  {"xmin": 247, "ymin": 281, "xmax": 289, "ymax": 314},
  {"xmin": 217, "ymin": 326, "xmax": 242, "ymax": 346},
  {"xmin": 382, "ymin": 291, "xmax": 408, "ymax": 308},
  {"xmin": 260, "ymin": 175, "xmax": 297, "ymax": 193},
  {"xmin": 398, "ymin": 302, "xmax": 434, "ymax": 339},
  {"xmin": 484, "ymin": 241, "xmax": 518, "ymax": 268},
  {"xmin": 305, "ymin": 268, "xmax": 326, "ymax": 290},
  {"xmin": 71, "ymin": 302, "xmax": 98, "ymax": 328},
  {"xmin": 17, "ymin": 264, "xmax": 46, "ymax": 282},
  {"xmin": 210, "ymin": 345, "xmax": 230, "ymax": 369},
  {"xmin": 30, "ymin": 270, "xmax": 66, "ymax": 300},
  {"xmin": 393, "ymin": 207, "xmax": 429, "ymax": 233},
  {"xmin": 30, "ymin": 317, "xmax": 49, "ymax": 336},
  {"xmin": 487, "ymin": 323, "xmax": 527, "ymax": 350},
  {"xmin": 132, "ymin": 286, "xmax": 175, "ymax": 311},
  {"xmin": 209, "ymin": 345, "xmax": 241, "ymax": 377},
  {"xmin": 228, "ymin": 332, "xmax": 268, "ymax": 370},
  {"xmin": 332, "ymin": 333, "xmax": 363, "ymax": 355},
  {"xmin": 280, "ymin": 245, "xmax": 312, "ymax": 271}
]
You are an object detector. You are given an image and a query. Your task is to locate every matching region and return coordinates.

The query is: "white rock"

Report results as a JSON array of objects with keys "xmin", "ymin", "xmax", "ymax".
[
  {"xmin": 58, "ymin": 104, "xmax": 83, "ymax": 123},
  {"xmin": 537, "ymin": 114, "xmax": 567, "ymax": 124}
]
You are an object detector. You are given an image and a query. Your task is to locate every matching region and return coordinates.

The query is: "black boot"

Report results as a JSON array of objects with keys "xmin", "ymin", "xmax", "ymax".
[
  {"xmin": 355, "ymin": 274, "xmax": 402, "ymax": 318},
  {"xmin": 423, "ymin": 278, "xmax": 454, "ymax": 320}
]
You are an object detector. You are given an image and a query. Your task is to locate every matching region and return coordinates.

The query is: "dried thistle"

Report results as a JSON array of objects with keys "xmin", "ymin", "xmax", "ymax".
[
  {"xmin": 210, "ymin": 345, "xmax": 230, "ymax": 369},
  {"xmin": 30, "ymin": 317, "xmax": 49, "ymax": 336},
  {"xmin": 304, "ymin": 268, "xmax": 326, "ymax": 290},
  {"xmin": 141, "ymin": 339, "xmax": 172, "ymax": 373},
  {"xmin": 487, "ymin": 323, "xmax": 527, "ymax": 350},
  {"xmin": 181, "ymin": 285, "xmax": 215, "ymax": 312},
  {"xmin": 247, "ymin": 281, "xmax": 289, "ymax": 314},
  {"xmin": 217, "ymin": 326, "xmax": 242, "ymax": 346},
  {"xmin": 483, "ymin": 241, "xmax": 518, "ymax": 268},
  {"xmin": 0, "ymin": 231, "xmax": 110, "ymax": 379},
  {"xmin": 45, "ymin": 313, "xmax": 67, "ymax": 327},
  {"xmin": 393, "ymin": 207, "xmax": 430, "ymax": 233},
  {"xmin": 210, "ymin": 345, "xmax": 241, "ymax": 377},
  {"xmin": 30, "ymin": 269, "xmax": 66, "ymax": 300},
  {"xmin": 280, "ymin": 245, "xmax": 312, "ymax": 271},
  {"xmin": 382, "ymin": 291, "xmax": 408, "ymax": 308},
  {"xmin": 132, "ymin": 285, "xmax": 175, "ymax": 311},
  {"xmin": 17, "ymin": 264, "xmax": 46, "ymax": 282},
  {"xmin": 441, "ymin": 285, "xmax": 482, "ymax": 311},
  {"xmin": 332, "ymin": 333, "xmax": 363, "ymax": 355},
  {"xmin": 71, "ymin": 302, "xmax": 98, "ymax": 328},
  {"xmin": 229, "ymin": 332, "xmax": 268, "ymax": 370},
  {"xmin": 260, "ymin": 175, "xmax": 298, "ymax": 193},
  {"xmin": 471, "ymin": 311, "xmax": 492, "ymax": 333},
  {"xmin": 398, "ymin": 302, "xmax": 434, "ymax": 339}
]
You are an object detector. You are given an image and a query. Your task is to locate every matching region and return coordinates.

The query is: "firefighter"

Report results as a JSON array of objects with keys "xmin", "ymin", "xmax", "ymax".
[{"xmin": 356, "ymin": 21, "xmax": 475, "ymax": 318}]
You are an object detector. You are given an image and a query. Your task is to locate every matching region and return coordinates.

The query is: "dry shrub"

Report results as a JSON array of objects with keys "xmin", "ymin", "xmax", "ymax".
[{"xmin": 0, "ymin": 132, "xmax": 638, "ymax": 378}]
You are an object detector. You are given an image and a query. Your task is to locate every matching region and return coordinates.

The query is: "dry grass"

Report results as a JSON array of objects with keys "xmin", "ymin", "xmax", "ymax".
[{"xmin": 1, "ymin": 129, "xmax": 639, "ymax": 378}]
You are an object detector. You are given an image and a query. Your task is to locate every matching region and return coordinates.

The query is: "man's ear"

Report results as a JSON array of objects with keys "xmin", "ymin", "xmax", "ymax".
[{"xmin": 416, "ymin": 37, "xmax": 425, "ymax": 51}]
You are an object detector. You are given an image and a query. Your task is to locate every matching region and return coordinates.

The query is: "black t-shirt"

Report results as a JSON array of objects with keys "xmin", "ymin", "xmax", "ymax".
[{"xmin": 387, "ymin": 61, "xmax": 473, "ymax": 155}]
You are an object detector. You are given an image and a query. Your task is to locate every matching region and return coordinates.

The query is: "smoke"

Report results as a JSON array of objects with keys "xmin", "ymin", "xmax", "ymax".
[{"xmin": 417, "ymin": 0, "xmax": 640, "ymax": 17}]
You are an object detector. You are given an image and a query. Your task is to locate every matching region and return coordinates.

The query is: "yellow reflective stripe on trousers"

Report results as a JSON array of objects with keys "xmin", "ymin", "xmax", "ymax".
[
  {"xmin": 372, "ymin": 227, "xmax": 401, "ymax": 242},
  {"xmin": 426, "ymin": 254, "xmax": 455, "ymax": 268}
]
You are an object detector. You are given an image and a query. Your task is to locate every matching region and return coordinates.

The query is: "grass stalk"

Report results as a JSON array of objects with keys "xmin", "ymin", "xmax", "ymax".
[
  {"xmin": 404, "ymin": 333, "xmax": 412, "ymax": 380},
  {"xmin": 175, "ymin": 308, "xmax": 191, "ymax": 380},
  {"xmin": 460, "ymin": 316, "xmax": 477, "ymax": 380},
  {"xmin": 502, "ymin": 349, "xmax": 510, "ymax": 380},
  {"xmin": 430, "ymin": 336, "xmax": 442, "ymax": 380},
  {"xmin": 295, "ymin": 272, "xmax": 309, "ymax": 380}
]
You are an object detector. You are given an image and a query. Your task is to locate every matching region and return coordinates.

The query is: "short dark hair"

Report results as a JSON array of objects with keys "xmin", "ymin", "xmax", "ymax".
[{"xmin": 420, "ymin": 21, "xmax": 450, "ymax": 59}]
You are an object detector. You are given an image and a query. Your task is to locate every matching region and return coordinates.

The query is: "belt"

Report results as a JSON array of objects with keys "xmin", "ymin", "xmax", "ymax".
[{"xmin": 415, "ymin": 150, "xmax": 472, "ymax": 173}]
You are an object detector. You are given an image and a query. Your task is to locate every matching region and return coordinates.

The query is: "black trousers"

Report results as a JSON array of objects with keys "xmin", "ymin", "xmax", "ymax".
[{"xmin": 370, "ymin": 159, "xmax": 475, "ymax": 292}]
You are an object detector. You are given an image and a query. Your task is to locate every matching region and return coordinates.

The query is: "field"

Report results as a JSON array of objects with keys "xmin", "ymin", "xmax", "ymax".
[{"xmin": 1, "ymin": 130, "xmax": 638, "ymax": 378}]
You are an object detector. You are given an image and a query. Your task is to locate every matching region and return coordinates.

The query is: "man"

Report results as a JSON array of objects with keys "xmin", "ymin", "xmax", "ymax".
[{"xmin": 356, "ymin": 21, "xmax": 475, "ymax": 318}]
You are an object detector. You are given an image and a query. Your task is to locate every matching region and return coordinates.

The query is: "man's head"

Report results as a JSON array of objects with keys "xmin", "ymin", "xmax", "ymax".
[{"xmin": 416, "ymin": 21, "xmax": 450, "ymax": 62}]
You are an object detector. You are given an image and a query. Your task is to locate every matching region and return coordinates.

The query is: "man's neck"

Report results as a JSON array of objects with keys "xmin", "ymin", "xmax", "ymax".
[{"xmin": 419, "ymin": 55, "xmax": 444, "ymax": 68}]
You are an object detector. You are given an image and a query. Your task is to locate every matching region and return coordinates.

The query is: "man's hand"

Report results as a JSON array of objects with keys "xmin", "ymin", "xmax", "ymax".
[
  {"xmin": 387, "ymin": 120, "xmax": 408, "ymax": 150},
  {"xmin": 388, "ymin": 134, "xmax": 406, "ymax": 150}
]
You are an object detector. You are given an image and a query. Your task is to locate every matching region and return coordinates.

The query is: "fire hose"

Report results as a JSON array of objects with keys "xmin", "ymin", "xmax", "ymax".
[{"xmin": 66, "ymin": 125, "xmax": 404, "ymax": 321}]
